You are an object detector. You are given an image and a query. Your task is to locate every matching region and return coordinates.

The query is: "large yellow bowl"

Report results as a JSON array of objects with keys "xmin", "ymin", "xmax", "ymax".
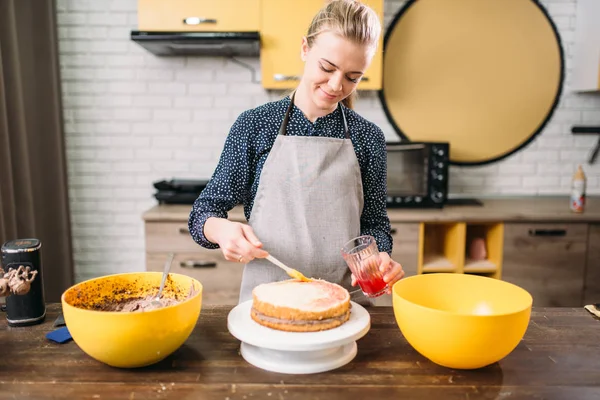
[
  {"xmin": 61, "ymin": 272, "xmax": 202, "ymax": 368},
  {"xmin": 392, "ymin": 273, "xmax": 532, "ymax": 369}
]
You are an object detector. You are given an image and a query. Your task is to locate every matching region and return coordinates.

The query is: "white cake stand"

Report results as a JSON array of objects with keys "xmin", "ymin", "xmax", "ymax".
[{"xmin": 227, "ymin": 301, "xmax": 370, "ymax": 374}]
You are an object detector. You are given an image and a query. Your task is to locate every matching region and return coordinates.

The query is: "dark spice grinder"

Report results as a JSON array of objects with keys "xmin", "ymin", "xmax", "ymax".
[{"xmin": 1, "ymin": 239, "xmax": 46, "ymax": 326}]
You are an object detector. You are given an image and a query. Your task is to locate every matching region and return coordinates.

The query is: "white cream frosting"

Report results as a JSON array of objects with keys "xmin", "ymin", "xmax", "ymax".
[{"xmin": 253, "ymin": 280, "xmax": 348, "ymax": 312}]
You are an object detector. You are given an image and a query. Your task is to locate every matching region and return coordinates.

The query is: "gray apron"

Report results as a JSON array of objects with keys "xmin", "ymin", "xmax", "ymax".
[{"xmin": 239, "ymin": 94, "xmax": 373, "ymax": 306}]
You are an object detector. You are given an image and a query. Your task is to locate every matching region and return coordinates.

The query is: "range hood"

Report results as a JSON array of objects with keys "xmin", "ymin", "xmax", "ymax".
[{"xmin": 130, "ymin": 31, "xmax": 260, "ymax": 57}]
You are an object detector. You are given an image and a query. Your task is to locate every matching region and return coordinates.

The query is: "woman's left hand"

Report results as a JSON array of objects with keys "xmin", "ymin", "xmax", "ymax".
[
  {"xmin": 350, "ymin": 251, "xmax": 405, "ymax": 294},
  {"xmin": 377, "ymin": 252, "xmax": 404, "ymax": 294}
]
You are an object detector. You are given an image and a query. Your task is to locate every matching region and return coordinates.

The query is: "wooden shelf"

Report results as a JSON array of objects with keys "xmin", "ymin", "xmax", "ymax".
[
  {"xmin": 418, "ymin": 221, "xmax": 504, "ymax": 278},
  {"xmin": 422, "ymin": 255, "xmax": 456, "ymax": 273},
  {"xmin": 463, "ymin": 259, "xmax": 498, "ymax": 273},
  {"xmin": 464, "ymin": 223, "xmax": 504, "ymax": 278},
  {"xmin": 418, "ymin": 222, "xmax": 465, "ymax": 274}
]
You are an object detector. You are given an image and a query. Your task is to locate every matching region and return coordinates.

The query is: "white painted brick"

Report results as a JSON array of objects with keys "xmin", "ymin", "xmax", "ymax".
[
  {"xmin": 228, "ymin": 83, "xmax": 266, "ymax": 95},
  {"xmin": 60, "ymin": 54, "xmax": 107, "ymax": 67},
  {"xmin": 69, "ymin": 161, "xmax": 112, "ymax": 173},
  {"xmin": 57, "ymin": 12, "xmax": 87, "ymax": 26},
  {"xmin": 70, "ymin": 174, "xmax": 136, "ymax": 187},
  {"xmin": 536, "ymin": 162, "xmax": 576, "ymax": 174},
  {"xmin": 133, "ymin": 95, "xmax": 172, "ymax": 107},
  {"xmin": 113, "ymin": 162, "xmax": 152, "ymax": 173},
  {"xmin": 132, "ymin": 122, "xmax": 171, "ymax": 135},
  {"xmin": 111, "ymin": 137, "xmax": 151, "ymax": 148},
  {"xmin": 63, "ymin": 95, "xmax": 95, "ymax": 108},
  {"xmin": 87, "ymin": 13, "xmax": 129, "ymax": 26},
  {"xmin": 174, "ymin": 150, "xmax": 213, "ymax": 161},
  {"xmin": 152, "ymin": 136, "xmax": 191, "ymax": 148},
  {"xmin": 96, "ymin": 69, "xmax": 135, "ymax": 81},
  {"xmin": 547, "ymin": 2, "xmax": 576, "ymax": 16},
  {"xmin": 113, "ymin": 108, "xmax": 151, "ymax": 121},
  {"xmin": 560, "ymin": 150, "xmax": 591, "ymax": 162},
  {"xmin": 66, "ymin": 148, "xmax": 95, "ymax": 160},
  {"xmin": 214, "ymin": 96, "xmax": 254, "ymax": 108},
  {"xmin": 148, "ymin": 82, "xmax": 186, "ymax": 94},
  {"xmin": 88, "ymin": 41, "xmax": 129, "ymax": 53},
  {"xmin": 582, "ymin": 111, "xmax": 600, "ymax": 123},
  {"xmin": 105, "ymin": 55, "xmax": 145, "ymax": 67},
  {"xmin": 498, "ymin": 163, "xmax": 537, "ymax": 174},
  {"xmin": 153, "ymin": 162, "xmax": 191, "ymax": 172},
  {"xmin": 191, "ymin": 135, "xmax": 227, "ymax": 149},
  {"xmin": 135, "ymin": 149, "xmax": 174, "ymax": 161},
  {"xmin": 109, "ymin": 82, "xmax": 146, "ymax": 94},
  {"xmin": 108, "ymin": 27, "xmax": 132, "ymax": 40},
  {"xmin": 73, "ymin": 109, "xmax": 113, "ymax": 121},
  {"xmin": 189, "ymin": 83, "xmax": 227, "ymax": 95},
  {"xmin": 153, "ymin": 109, "xmax": 192, "ymax": 121},
  {"xmin": 113, "ymin": 188, "xmax": 152, "ymax": 199},
  {"xmin": 94, "ymin": 122, "xmax": 130, "ymax": 135},
  {"xmin": 135, "ymin": 69, "xmax": 174, "ymax": 81},
  {"xmin": 190, "ymin": 162, "xmax": 220, "ymax": 177},
  {"xmin": 94, "ymin": 95, "xmax": 133, "ymax": 107},
  {"xmin": 109, "ymin": 0, "xmax": 138, "ymax": 12},
  {"xmin": 186, "ymin": 58, "xmax": 227, "ymax": 69},
  {"xmin": 549, "ymin": 109, "xmax": 582, "ymax": 123},
  {"xmin": 175, "ymin": 70, "xmax": 215, "ymax": 82},
  {"xmin": 173, "ymin": 96, "xmax": 213, "ymax": 108},
  {"xmin": 66, "ymin": 0, "xmax": 107, "ymax": 12},
  {"xmin": 523, "ymin": 150, "xmax": 560, "ymax": 162},
  {"xmin": 523, "ymin": 176, "xmax": 561, "ymax": 187},
  {"xmin": 193, "ymin": 109, "xmax": 231, "ymax": 121},
  {"xmin": 144, "ymin": 56, "xmax": 186, "ymax": 68},
  {"xmin": 574, "ymin": 136, "xmax": 599, "ymax": 148},
  {"xmin": 96, "ymin": 149, "xmax": 135, "ymax": 160}
]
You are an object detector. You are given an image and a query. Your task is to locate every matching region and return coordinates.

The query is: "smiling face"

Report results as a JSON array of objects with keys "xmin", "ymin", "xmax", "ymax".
[{"xmin": 299, "ymin": 30, "xmax": 374, "ymax": 115}]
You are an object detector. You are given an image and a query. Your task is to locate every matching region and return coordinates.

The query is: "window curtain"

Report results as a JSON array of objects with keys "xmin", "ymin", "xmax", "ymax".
[{"xmin": 0, "ymin": 0, "xmax": 74, "ymax": 302}]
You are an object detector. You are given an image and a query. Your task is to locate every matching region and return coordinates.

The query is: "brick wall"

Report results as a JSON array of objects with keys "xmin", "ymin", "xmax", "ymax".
[{"xmin": 56, "ymin": 0, "xmax": 600, "ymax": 280}]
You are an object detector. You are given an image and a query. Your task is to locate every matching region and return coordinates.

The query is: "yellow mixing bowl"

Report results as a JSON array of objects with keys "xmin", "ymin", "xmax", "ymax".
[
  {"xmin": 61, "ymin": 272, "xmax": 202, "ymax": 368},
  {"xmin": 392, "ymin": 273, "xmax": 532, "ymax": 369}
]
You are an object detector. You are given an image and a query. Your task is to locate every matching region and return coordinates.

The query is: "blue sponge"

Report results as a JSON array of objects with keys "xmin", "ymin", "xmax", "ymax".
[{"xmin": 46, "ymin": 326, "xmax": 72, "ymax": 344}]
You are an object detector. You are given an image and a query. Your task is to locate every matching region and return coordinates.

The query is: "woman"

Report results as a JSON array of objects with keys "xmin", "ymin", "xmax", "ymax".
[{"xmin": 188, "ymin": 0, "xmax": 404, "ymax": 305}]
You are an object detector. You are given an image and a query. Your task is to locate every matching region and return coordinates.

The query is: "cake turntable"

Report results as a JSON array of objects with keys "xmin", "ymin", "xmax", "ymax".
[{"xmin": 227, "ymin": 300, "xmax": 371, "ymax": 374}]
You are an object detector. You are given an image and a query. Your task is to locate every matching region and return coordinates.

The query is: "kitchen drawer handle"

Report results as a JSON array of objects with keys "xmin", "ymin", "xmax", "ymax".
[
  {"xmin": 178, "ymin": 227, "xmax": 190, "ymax": 235},
  {"xmin": 180, "ymin": 260, "xmax": 217, "ymax": 268},
  {"xmin": 528, "ymin": 229, "xmax": 567, "ymax": 237},
  {"xmin": 274, "ymin": 74, "xmax": 301, "ymax": 82},
  {"xmin": 361, "ymin": 77, "xmax": 370, "ymax": 82},
  {"xmin": 390, "ymin": 228, "xmax": 397, "ymax": 235},
  {"xmin": 183, "ymin": 17, "xmax": 217, "ymax": 25}
]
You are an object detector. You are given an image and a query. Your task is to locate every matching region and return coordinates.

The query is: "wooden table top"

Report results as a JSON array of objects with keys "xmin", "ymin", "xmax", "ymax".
[
  {"xmin": 142, "ymin": 196, "xmax": 600, "ymax": 223},
  {"xmin": 1, "ymin": 304, "xmax": 600, "ymax": 399}
]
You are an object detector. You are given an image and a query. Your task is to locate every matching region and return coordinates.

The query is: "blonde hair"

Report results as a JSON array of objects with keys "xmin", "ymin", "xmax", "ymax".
[{"xmin": 304, "ymin": 0, "xmax": 381, "ymax": 109}]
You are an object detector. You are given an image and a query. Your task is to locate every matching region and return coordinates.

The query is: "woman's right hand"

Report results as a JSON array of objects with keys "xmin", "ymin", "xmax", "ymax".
[{"xmin": 204, "ymin": 217, "xmax": 268, "ymax": 264}]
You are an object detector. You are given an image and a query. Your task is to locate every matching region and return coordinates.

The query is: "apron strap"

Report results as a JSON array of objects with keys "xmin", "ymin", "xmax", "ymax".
[{"xmin": 279, "ymin": 92, "xmax": 350, "ymax": 139}]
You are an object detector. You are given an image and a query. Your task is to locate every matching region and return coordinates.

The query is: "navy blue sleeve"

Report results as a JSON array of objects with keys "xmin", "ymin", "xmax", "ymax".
[
  {"xmin": 188, "ymin": 110, "xmax": 254, "ymax": 249},
  {"xmin": 359, "ymin": 126, "xmax": 393, "ymax": 255}
]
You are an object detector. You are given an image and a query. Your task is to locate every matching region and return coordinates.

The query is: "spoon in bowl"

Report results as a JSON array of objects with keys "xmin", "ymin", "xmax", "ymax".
[
  {"xmin": 266, "ymin": 254, "xmax": 312, "ymax": 282},
  {"xmin": 150, "ymin": 252, "xmax": 175, "ymax": 308}
]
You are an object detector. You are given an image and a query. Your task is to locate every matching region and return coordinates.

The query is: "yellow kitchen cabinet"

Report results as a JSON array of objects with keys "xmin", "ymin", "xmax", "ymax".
[
  {"xmin": 137, "ymin": 0, "xmax": 261, "ymax": 32},
  {"xmin": 260, "ymin": 0, "xmax": 383, "ymax": 90},
  {"xmin": 417, "ymin": 221, "xmax": 504, "ymax": 279}
]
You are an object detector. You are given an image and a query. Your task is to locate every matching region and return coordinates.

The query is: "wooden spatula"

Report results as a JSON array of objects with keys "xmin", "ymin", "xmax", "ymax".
[{"xmin": 266, "ymin": 254, "xmax": 312, "ymax": 282}]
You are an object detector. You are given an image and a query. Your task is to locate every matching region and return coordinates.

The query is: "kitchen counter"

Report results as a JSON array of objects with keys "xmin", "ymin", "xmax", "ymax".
[
  {"xmin": 142, "ymin": 195, "xmax": 600, "ymax": 223},
  {"xmin": 2, "ymin": 304, "xmax": 599, "ymax": 399}
]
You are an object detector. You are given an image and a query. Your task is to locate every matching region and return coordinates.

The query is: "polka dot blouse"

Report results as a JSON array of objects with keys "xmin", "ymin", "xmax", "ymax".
[{"xmin": 188, "ymin": 96, "xmax": 393, "ymax": 254}]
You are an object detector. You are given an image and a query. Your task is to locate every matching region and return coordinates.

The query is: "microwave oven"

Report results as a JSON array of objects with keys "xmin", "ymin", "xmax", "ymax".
[{"xmin": 385, "ymin": 141, "xmax": 449, "ymax": 208}]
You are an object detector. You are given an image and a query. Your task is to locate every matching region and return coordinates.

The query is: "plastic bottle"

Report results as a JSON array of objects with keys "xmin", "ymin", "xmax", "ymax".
[{"xmin": 570, "ymin": 165, "xmax": 586, "ymax": 213}]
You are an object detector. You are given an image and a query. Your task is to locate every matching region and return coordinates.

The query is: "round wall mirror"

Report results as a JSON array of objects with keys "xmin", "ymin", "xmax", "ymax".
[{"xmin": 379, "ymin": 0, "xmax": 565, "ymax": 165}]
